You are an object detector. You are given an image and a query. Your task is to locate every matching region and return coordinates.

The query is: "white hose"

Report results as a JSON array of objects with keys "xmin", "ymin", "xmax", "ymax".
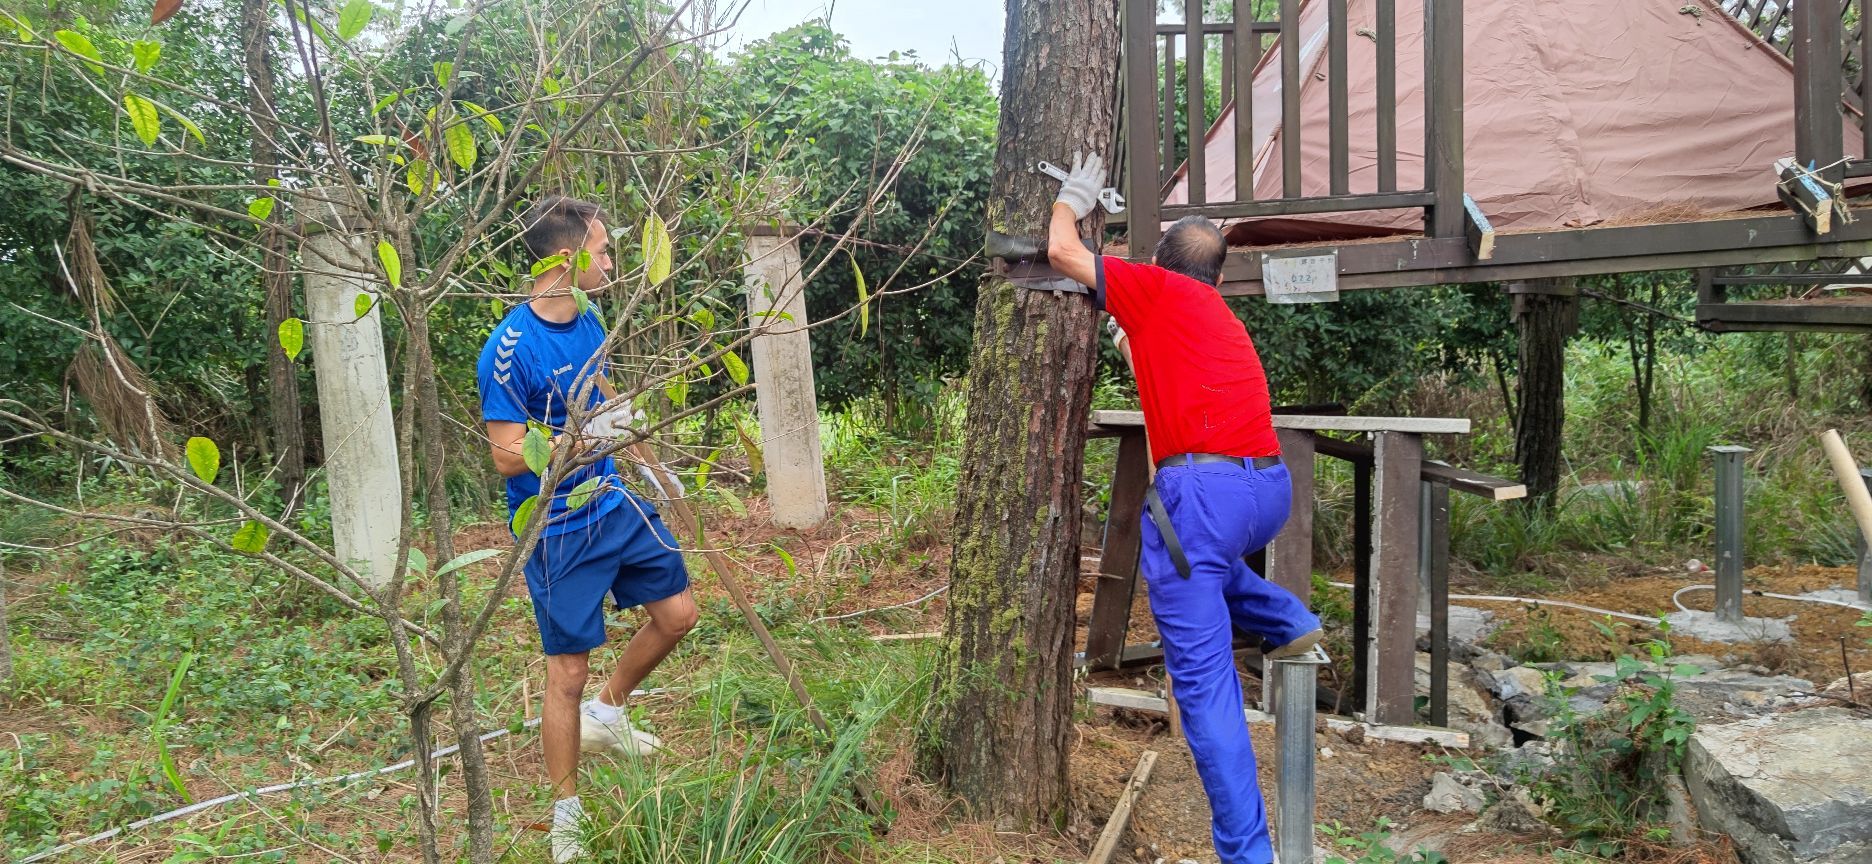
[
  {"xmin": 1326, "ymin": 581, "xmax": 1655, "ymax": 623},
  {"xmin": 810, "ymin": 585, "xmax": 949, "ymax": 623},
  {"xmin": 17, "ymin": 689, "xmax": 665, "ymax": 863},
  {"xmin": 1670, "ymin": 584, "xmax": 1871, "ymax": 614}
]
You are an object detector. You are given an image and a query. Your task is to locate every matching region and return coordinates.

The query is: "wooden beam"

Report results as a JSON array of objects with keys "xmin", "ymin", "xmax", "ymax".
[
  {"xmin": 1087, "ymin": 751, "xmax": 1159, "ymax": 864},
  {"xmin": 1349, "ymin": 457, "xmax": 1372, "ymax": 714},
  {"xmin": 1777, "ymin": 157, "xmax": 1836, "ymax": 235},
  {"xmin": 1424, "ymin": 480, "xmax": 1451, "ymax": 728},
  {"xmin": 1269, "ymin": 429, "xmax": 1316, "ymax": 601},
  {"xmin": 1086, "ymin": 688, "xmax": 1472, "ymax": 747},
  {"xmin": 1090, "ymin": 411, "xmax": 1468, "ymax": 435},
  {"xmin": 1085, "ymin": 434, "xmax": 1152, "ymax": 670},
  {"xmin": 1793, "ymin": 0, "xmax": 1846, "ymax": 185},
  {"xmin": 1697, "ymin": 301, "xmax": 1872, "ymax": 332},
  {"xmin": 1423, "ymin": 0, "xmax": 1464, "ymax": 238},
  {"xmin": 1367, "ymin": 431, "xmax": 1423, "ymax": 726},
  {"xmin": 1421, "ymin": 461, "xmax": 1526, "ymax": 501},
  {"xmin": 1124, "ymin": 0, "xmax": 1161, "ymax": 256},
  {"xmin": 1162, "ymin": 190, "xmax": 1435, "ymax": 221},
  {"xmin": 1464, "ymin": 194, "xmax": 1495, "ymax": 260}
]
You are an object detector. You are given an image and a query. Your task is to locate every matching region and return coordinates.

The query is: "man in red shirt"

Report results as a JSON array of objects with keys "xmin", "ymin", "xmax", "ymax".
[{"xmin": 1047, "ymin": 153, "xmax": 1321, "ymax": 864}]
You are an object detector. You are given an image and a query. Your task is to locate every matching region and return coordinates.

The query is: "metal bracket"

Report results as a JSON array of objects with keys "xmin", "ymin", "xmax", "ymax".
[{"xmin": 996, "ymin": 257, "xmax": 1089, "ymax": 295}]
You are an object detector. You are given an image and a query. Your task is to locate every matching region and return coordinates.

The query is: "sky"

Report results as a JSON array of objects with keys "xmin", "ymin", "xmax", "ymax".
[{"xmin": 718, "ymin": 0, "xmax": 1007, "ymax": 74}]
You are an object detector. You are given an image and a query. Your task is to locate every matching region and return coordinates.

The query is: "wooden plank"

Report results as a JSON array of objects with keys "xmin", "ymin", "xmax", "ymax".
[
  {"xmin": 1088, "ymin": 403, "xmax": 1350, "ymax": 436},
  {"xmin": 1421, "ymin": 461, "xmax": 1526, "ymax": 500},
  {"xmin": 1086, "ymin": 688, "xmax": 1472, "ymax": 747},
  {"xmin": 1464, "ymin": 194, "xmax": 1496, "ymax": 260},
  {"xmin": 1161, "ymin": 190, "xmax": 1436, "ymax": 221},
  {"xmin": 1086, "ymin": 433, "xmax": 1152, "ymax": 670},
  {"xmin": 1368, "ymin": 431, "xmax": 1423, "ymax": 726},
  {"xmin": 1697, "ymin": 301, "xmax": 1872, "ymax": 332},
  {"xmin": 1126, "ymin": 0, "xmax": 1163, "ymax": 257},
  {"xmin": 1710, "ymin": 273, "xmax": 1872, "ymax": 285},
  {"xmin": 1425, "ymin": 480, "xmax": 1451, "ymax": 728},
  {"xmin": 1424, "ymin": 0, "xmax": 1464, "ymax": 237},
  {"xmin": 1349, "ymin": 457, "xmax": 1372, "ymax": 714},
  {"xmin": 1233, "ymin": 0, "xmax": 1255, "ymax": 202},
  {"xmin": 1186, "ymin": 0, "xmax": 1206, "ymax": 206},
  {"xmin": 1280, "ymin": 0, "xmax": 1301, "ymax": 197},
  {"xmin": 1088, "ymin": 751, "xmax": 1159, "ymax": 864},
  {"xmin": 1220, "ymin": 32, "xmax": 1234, "ymax": 113},
  {"xmin": 1210, "ymin": 212, "xmax": 1872, "ymax": 296},
  {"xmin": 1328, "ymin": 0, "xmax": 1349, "ymax": 195},
  {"xmin": 1794, "ymin": 0, "xmax": 1846, "ymax": 184},
  {"xmin": 1091, "ymin": 411, "xmax": 1468, "ymax": 434},
  {"xmin": 1162, "ymin": 33, "xmax": 1179, "ymax": 185},
  {"xmin": 1269, "ymin": 429, "xmax": 1316, "ymax": 602},
  {"xmin": 1376, "ymin": 0, "xmax": 1396, "ymax": 192},
  {"xmin": 1155, "ymin": 21, "xmax": 1282, "ymax": 34},
  {"xmin": 1777, "ymin": 157, "xmax": 1836, "ymax": 235}
]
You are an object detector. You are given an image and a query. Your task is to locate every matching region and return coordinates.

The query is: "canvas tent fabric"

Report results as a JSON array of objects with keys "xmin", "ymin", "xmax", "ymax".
[{"xmin": 1164, "ymin": 0, "xmax": 1865, "ymax": 245}]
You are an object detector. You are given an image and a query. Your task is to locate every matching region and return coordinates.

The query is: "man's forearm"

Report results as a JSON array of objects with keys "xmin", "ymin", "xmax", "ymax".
[{"xmin": 1046, "ymin": 203, "xmax": 1098, "ymax": 288}]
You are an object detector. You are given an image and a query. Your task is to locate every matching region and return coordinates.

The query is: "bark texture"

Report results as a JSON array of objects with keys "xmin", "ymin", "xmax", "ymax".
[
  {"xmin": 1513, "ymin": 279, "xmax": 1578, "ymax": 508},
  {"xmin": 924, "ymin": 0, "xmax": 1119, "ymax": 828},
  {"xmin": 243, "ymin": 0, "xmax": 306, "ymax": 499}
]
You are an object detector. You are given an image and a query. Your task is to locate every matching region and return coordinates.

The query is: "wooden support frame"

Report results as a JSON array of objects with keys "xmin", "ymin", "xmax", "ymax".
[
  {"xmin": 1367, "ymin": 431, "xmax": 1423, "ymax": 726},
  {"xmin": 1085, "ymin": 434, "xmax": 1152, "ymax": 671},
  {"xmin": 1423, "ymin": 478, "xmax": 1451, "ymax": 727},
  {"xmin": 1464, "ymin": 194, "xmax": 1495, "ymax": 260}
]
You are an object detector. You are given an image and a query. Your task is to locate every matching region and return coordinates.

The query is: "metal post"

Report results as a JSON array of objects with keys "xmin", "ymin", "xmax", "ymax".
[
  {"xmin": 1858, "ymin": 467, "xmax": 1872, "ymax": 606},
  {"xmin": 1710, "ymin": 445, "xmax": 1752, "ymax": 624},
  {"xmin": 1273, "ymin": 645, "xmax": 1328, "ymax": 864}
]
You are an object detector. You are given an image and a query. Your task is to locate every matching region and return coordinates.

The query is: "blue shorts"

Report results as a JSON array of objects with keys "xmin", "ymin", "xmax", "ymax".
[{"xmin": 522, "ymin": 493, "xmax": 690, "ymax": 655}]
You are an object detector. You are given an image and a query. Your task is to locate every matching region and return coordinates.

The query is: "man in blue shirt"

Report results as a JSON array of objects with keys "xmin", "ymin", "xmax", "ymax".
[{"xmin": 477, "ymin": 195, "xmax": 696, "ymax": 862}]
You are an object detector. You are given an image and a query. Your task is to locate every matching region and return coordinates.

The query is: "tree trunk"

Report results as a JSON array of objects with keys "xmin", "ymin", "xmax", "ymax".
[
  {"xmin": 243, "ymin": 0, "xmax": 306, "ymax": 501},
  {"xmin": 0, "ymin": 555, "xmax": 11, "ymax": 690},
  {"xmin": 923, "ymin": 0, "xmax": 1118, "ymax": 828},
  {"xmin": 1513, "ymin": 279, "xmax": 1577, "ymax": 509}
]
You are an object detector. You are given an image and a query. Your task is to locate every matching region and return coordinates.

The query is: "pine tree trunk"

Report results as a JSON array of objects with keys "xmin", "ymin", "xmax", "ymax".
[
  {"xmin": 923, "ymin": 0, "xmax": 1118, "ymax": 828},
  {"xmin": 0, "ymin": 555, "xmax": 12, "ymax": 690},
  {"xmin": 243, "ymin": 0, "xmax": 306, "ymax": 501},
  {"xmin": 1513, "ymin": 279, "xmax": 1578, "ymax": 509}
]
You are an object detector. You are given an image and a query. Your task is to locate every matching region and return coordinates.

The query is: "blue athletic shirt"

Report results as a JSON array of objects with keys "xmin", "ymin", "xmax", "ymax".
[{"xmin": 476, "ymin": 303, "xmax": 624, "ymax": 536}]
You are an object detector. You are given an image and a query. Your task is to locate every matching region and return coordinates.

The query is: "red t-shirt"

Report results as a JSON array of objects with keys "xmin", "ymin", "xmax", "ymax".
[{"xmin": 1099, "ymin": 256, "xmax": 1280, "ymax": 463}]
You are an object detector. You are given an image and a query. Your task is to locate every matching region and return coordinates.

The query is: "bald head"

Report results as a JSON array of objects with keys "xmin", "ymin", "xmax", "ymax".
[{"xmin": 1153, "ymin": 216, "xmax": 1228, "ymax": 285}]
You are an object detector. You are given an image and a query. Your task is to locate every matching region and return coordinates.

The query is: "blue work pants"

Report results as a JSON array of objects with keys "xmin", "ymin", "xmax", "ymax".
[{"xmin": 1139, "ymin": 457, "xmax": 1321, "ymax": 864}]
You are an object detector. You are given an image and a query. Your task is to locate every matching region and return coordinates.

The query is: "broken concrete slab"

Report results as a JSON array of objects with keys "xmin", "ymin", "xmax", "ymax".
[
  {"xmin": 1685, "ymin": 707, "xmax": 1872, "ymax": 864},
  {"xmin": 1665, "ymin": 609, "xmax": 1793, "ymax": 644},
  {"xmin": 1415, "ymin": 653, "xmax": 1514, "ymax": 749},
  {"xmin": 1672, "ymin": 669, "xmax": 1814, "ymax": 722},
  {"xmin": 1481, "ymin": 665, "xmax": 1549, "ymax": 702},
  {"xmin": 1423, "ymin": 771, "xmax": 1486, "ymax": 814},
  {"xmin": 1416, "ymin": 605, "xmax": 1499, "ymax": 648}
]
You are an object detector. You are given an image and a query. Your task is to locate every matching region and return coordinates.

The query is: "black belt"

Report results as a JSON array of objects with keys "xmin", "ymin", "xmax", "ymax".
[
  {"xmin": 1143, "ymin": 453, "xmax": 1281, "ymax": 579},
  {"xmin": 1154, "ymin": 453, "xmax": 1281, "ymax": 472}
]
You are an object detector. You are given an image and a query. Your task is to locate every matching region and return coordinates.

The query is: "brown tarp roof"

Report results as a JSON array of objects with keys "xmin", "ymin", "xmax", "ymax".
[{"xmin": 1164, "ymin": 0, "xmax": 1866, "ymax": 244}]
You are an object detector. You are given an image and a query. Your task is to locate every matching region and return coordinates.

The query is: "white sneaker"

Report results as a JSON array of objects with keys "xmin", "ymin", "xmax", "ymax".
[
  {"xmin": 550, "ymin": 799, "xmax": 588, "ymax": 863},
  {"xmin": 579, "ymin": 703, "xmax": 663, "ymax": 757}
]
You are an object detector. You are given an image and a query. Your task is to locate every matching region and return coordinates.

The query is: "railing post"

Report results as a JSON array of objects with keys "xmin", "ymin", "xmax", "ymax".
[
  {"xmin": 1858, "ymin": 467, "xmax": 1872, "ymax": 606},
  {"xmin": 1274, "ymin": 646, "xmax": 1329, "ymax": 864},
  {"xmin": 1423, "ymin": 0, "xmax": 1464, "ymax": 238},
  {"xmin": 1710, "ymin": 445, "xmax": 1752, "ymax": 624},
  {"xmin": 1124, "ymin": 0, "xmax": 1162, "ymax": 256},
  {"xmin": 1794, "ymin": 0, "xmax": 1846, "ymax": 185},
  {"xmin": 1421, "ymin": 476, "xmax": 1451, "ymax": 728}
]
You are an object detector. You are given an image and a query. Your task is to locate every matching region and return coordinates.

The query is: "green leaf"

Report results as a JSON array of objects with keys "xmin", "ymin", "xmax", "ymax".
[
  {"xmin": 690, "ymin": 307, "xmax": 715, "ymax": 330},
  {"xmin": 696, "ymin": 448, "xmax": 722, "ymax": 490},
  {"xmin": 444, "ymin": 12, "xmax": 471, "ymax": 35},
  {"xmin": 736, "ymin": 421, "xmax": 764, "ymax": 477},
  {"xmin": 377, "ymin": 240, "xmax": 401, "ymax": 287},
  {"xmin": 354, "ymin": 134, "xmax": 398, "ymax": 146},
  {"xmin": 406, "ymin": 158, "xmax": 428, "ymax": 195},
  {"xmin": 444, "ymin": 119, "xmax": 476, "ymax": 170},
  {"xmin": 132, "ymin": 39, "xmax": 161, "ymax": 72},
  {"xmin": 185, "ymin": 437, "xmax": 220, "ymax": 484},
  {"xmin": 722, "ymin": 350, "xmax": 748, "ymax": 386},
  {"xmin": 715, "ymin": 485, "xmax": 747, "ymax": 518},
  {"xmin": 53, "ymin": 29, "xmax": 103, "ymax": 75},
  {"xmin": 567, "ymin": 476, "xmax": 601, "ymax": 511},
  {"xmin": 572, "ymin": 287, "xmax": 590, "ymax": 316},
  {"xmin": 573, "ymin": 248, "xmax": 592, "ymax": 273},
  {"xmin": 529, "ymin": 253, "xmax": 566, "ymax": 278},
  {"xmin": 405, "ymin": 546, "xmax": 428, "ymax": 575},
  {"xmin": 336, "ymin": 0, "xmax": 371, "ymax": 39},
  {"xmin": 230, "ymin": 521, "xmax": 270, "ymax": 554},
  {"xmin": 148, "ymin": 98, "xmax": 204, "ymax": 146},
  {"xmin": 642, "ymin": 213, "xmax": 671, "ymax": 284},
  {"xmin": 850, "ymin": 253, "xmax": 869, "ymax": 338},
  {"xmin": 664, "ymin": 376, "xmax": 688, "ymax": 408},
  {"xmin": 433, "ymin": 61, "xmax": 453, "ymax": 88},
  {"xmin": 124, "ymin": 94, "xmax": 161, "ymax": 146},
  {"xmin": 510, "ymin": 495, "xmax": 538, "ymax": 535},
  {"xmin": 372, "ymin": 91, "xmax": 401, "ymax": 115},
  {"xmin": 771, "ymin": 544, "xmax": 797, "ymax": 577},
  {"xmin": 436, "ymin": 548, "xmax": 503, "ymax": 577},
  {"xmin": 1671, "ymin": 663, "xmax": 1704, "ymax": 678},
  {"xmin": 459, "ymin": 99, "xmax": 505, "ymax": 135},
  {"xmin": 248, "ymin": 197, "xmax": 275, "ymax": 220},
  {"xmin": 354, "ymin": 293, "xmax": 374, "ymax": 318},
  {"xmin": 522, "ymin": 426, "xmax": 550, "ymax": 476},
  {"xmin": 277, "ymin": 317, "xmax": 303, "ymax": 360}
]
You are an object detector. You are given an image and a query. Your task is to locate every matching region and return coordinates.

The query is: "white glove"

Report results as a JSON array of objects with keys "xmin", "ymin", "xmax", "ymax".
[
  {"xmin": 1106, "ymin": 315, "xmax": 1127, "ymax": 350},
  {"xmin": 580, "ymin": 404, "xmax": 641, "ymax": 438},
  {"xmin": 1054, "ymin": 152, "xmax": 1107, "ymax": 220},
  {"xmin": 635, "ymin": 462, "xmax": 683, "ymax": 495}
]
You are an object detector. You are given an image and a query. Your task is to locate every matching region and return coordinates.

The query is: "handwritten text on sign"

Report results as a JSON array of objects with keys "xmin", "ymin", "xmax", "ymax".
[{"xmin": 1262, "ymin": 252, "xmax": 1339, "ymax": 304}]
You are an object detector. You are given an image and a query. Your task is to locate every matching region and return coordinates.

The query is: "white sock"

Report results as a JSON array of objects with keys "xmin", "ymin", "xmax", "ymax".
[
  {"xmin": 582, "ymin": 697, "xmax": 622, "ymax": 725},
  {"xmin": 553, "ymin": 796, "xmax": 583, "ymax": 827}
]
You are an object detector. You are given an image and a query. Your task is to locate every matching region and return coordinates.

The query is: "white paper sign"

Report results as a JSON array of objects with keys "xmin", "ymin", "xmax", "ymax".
[{"xmin": 1262, "ymin": 252, "xmax": 1339, "ymax": 304}]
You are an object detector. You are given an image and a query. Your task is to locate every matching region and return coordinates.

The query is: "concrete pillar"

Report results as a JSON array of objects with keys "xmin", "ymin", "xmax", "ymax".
[
  {"xmin": 298, "ymin": 187, "xmax": 401, "ymax": 589},
  {"xmin": 743, "ymin": 225, "xmax": 827, "ymax": 529}
]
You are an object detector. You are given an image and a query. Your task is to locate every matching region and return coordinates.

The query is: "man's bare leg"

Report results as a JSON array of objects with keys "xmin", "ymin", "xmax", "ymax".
[
  {"xmin": 597, "ymin": 589, "xmax": 698, "ymax": 707},
  {"xmin": 543, "ymin": 651, "xmax": 592, "ymax": 799}
]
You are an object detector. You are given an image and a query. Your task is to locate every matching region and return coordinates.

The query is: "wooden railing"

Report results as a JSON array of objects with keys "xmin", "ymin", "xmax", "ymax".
[{"xmin": 1120, "ymin": 0, "xmax": 1465, "ymax": 255}]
